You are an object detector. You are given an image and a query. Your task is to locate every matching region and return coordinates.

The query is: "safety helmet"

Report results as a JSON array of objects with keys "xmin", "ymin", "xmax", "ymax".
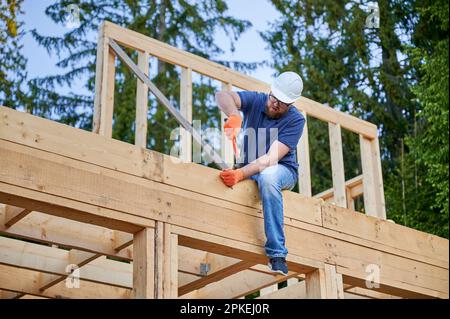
[{"xmin": 270, "ymin": 71, "xmax": 303, "ymax": 104}]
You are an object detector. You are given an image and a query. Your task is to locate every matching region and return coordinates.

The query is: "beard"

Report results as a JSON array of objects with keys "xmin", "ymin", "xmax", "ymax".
[{"xmin": 264, "ymin": 104, "xmax": 287, "ymax": 119}]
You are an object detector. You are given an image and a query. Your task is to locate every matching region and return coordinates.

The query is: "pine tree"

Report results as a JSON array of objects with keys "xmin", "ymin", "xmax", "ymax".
[
  {"xmin": 261, "ymin": 1, "xmax": 448, "ymax": 233},
  {"xmin": 0, "ymin": 0, "xmax": 27, "ymax": 109},
  {"xmin": 29, "ymin": 0, "xmax": 256, "ymax": 156}
]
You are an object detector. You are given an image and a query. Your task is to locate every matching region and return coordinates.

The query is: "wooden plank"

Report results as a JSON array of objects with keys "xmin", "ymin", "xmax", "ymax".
[
  {"xmin": 297, "ymin": 112, "xmax": 312, "ymax": 197},
  {"xmin": 0, "ymin": 140, "xmax": 323, "ymax": 259},
  {"xmin": 360, "ymin": 135, "xmax": 384, "ymax": 218},
  {"xmin": 181, "ymin": 268, "xmax": 297, "ymax": 299},
  {"xmin": 313, "ymin": 175, "xmax": 363, "ymax": 202},
  {"xmin": 102, "ymin": 21, "xmax": 378, "ymax": 138},
  {"xmin": 221, "ymin": 82, "xmax": 235, "ymax": 166},
  {"xmin": 174, "ymin": 226, "xmax": 323, "ymax": 273},
  {"xmin": 0, "ymin": 264, "xmax": 131, "ymax": 299},
  {"xmin": 163, "ymin": 223, "xmax": 173, "ymax": 298},
  {"xmin": 0, "ymin": 184, "xmax": 150, "ymax": 234},
  {"xmin": 4, "ymin": 204, "xmax": 32, "ymax": 227},
  {"xmin": 324, "ymin": 263, "xmax": 344, "ymax": 298},
  {"xmin": 258, "ymin": 280, "xmax": 306, "ymax": 299},
  {"xmin": 0, "ymin": 236, "xmax": 132, "ymax": 288},
  {"xmin": 170, "ymin": 233, "xmax": 178, "ymax": 298},
  {"xmin": 305, "ymin": 268, "xmax": 327, "ymax": 299},
  {"xmin": 0, "ymin": 207, "xmax": 135, "ymax": 260},
  {"xmin": 135, "ymin": 51, "xmax": 149, "ymax": 148},
  {"xmin": 322, "ymin": 203, "xmax": 449, "ymax": 266},
  {"xmin": 341, "ymin": 271, "xmax": 444, "ymax": 299},
  {"xmin": 155, "ymin": 221, "xmax": 164, "ymax": 298},
  {"xmin": 93, "ymin": 27, "xmax": 116, "ymax": 137},
  {"xmin": 0, "ymin": 106, "xmax": 322, "ymax": 227},
  {"xmin": 371, "ymin": 137, "xmax": 386, "ymax": 218},
  {"xmin": 344, "ymin": 285, "xmax": 401, "ymax": 299},
  {"xmin": 178, "ymin": 260, "xmax": 255, "ymax": 296},
  {"xmin": 180, "ymin": 67, "xmax": 192, "ymax": 163},
  {"xmin": 328, "ymin": 123, "xmax": 346, "ymax": 207},
  {"xmin": 132, "ymin": 227, "xmax": 154, "ymax": 298}
]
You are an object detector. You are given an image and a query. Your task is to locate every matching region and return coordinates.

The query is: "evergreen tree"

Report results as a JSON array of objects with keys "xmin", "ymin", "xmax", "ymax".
[
  {"xmin": 398, "ymin": 0, "xmax": 448, "ymax": 237},
  {"xmin": 0, "ymin": 0, "xmax": 27, "ymax": 109},
  {"xmin": 29, "ymin": 0, "xmax": 255, "ymax": 156},
  {"xmin": 262, "ymin": 1, "xmax": 448, "ymax": 237}
]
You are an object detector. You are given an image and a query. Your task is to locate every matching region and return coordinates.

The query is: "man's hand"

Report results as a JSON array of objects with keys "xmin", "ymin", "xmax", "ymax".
[
  {"xmin": 219, "ymin": 168, "xmax": 244, "ymax": 187},
  {"xmin": 223, "ymin": 114, "xmax": 242, "ymax": 140}
]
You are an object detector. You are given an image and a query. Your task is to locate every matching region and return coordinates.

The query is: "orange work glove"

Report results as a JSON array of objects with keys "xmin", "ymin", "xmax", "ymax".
[
  {"xmin": 219, "ymin": 169, "xmax": 244, "ymax": 187},
  {"xmin": 223, "ymin": 114, "xmax": 242, "ymax": 141}
]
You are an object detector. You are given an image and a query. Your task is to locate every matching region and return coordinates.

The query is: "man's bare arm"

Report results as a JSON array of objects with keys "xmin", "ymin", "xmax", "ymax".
[
  {"xmin": 240, "ymin": 141, "xmax": 290, "ymax": 178},
  {"xmin": 215, "ymin": 91, "xmax": 241, "ymax": 117}
]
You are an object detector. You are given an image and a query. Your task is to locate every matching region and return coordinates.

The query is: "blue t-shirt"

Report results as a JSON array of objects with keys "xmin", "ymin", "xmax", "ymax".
[{"xmin": 237, "ymin": 91, "xmax": 305, "ymax": 178}]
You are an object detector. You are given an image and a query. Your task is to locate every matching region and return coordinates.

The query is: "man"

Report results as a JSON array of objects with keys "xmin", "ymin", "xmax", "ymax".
[{"xmin": 215, "ymin": 71, "xmax": 305, "ymax": 276}]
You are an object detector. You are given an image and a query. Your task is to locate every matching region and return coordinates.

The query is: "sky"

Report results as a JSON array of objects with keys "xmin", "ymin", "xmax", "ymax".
[{"xmin": 20, "ymin": 0, "xmax": 281, "ymax": 96}]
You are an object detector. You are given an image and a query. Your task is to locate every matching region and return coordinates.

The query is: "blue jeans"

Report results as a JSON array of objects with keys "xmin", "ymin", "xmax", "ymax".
[{"xmin": 250, "ymin": 164, "xmax": 297, "ymax": 258}]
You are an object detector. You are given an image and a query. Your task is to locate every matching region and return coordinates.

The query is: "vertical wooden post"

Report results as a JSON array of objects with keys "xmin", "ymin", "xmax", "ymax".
[
  {"xmin": 346, "ymin": 187, "xmax": 355, "ymax": 211},
  {"xmin": 329, "ymin": 123, "xmax": 347, "ymax": 207},
  {"xmin": 360, "ymin": 135, "xmax": 386, "ymax": 219},
  {"xmin": 297, "ymin": 112, "xmax": 312, "ymax": 197},
  {"xmin": 135, "ymin": 51, "xmax": 149, "ymax": 148},
  {"xmin": 132, "ymin": 227, "xmax": 154, "ymax": 298},
  {"xmin": 372, "ymin": 137, "xmax": 386, "ymax": 218},
  {"xmin": 221, "ymin": 82, "xmax": 234, "ymax": 166},
  {"xmin": 93, "ymin": 23, "xmax": 116, "ymax": 137},
  {"xmin": 154, "ymin": 221, "xmax": 164, "ymax": 298},
  {"xmin": 305, "ymin": 268, "xmax": 327, "ymax": 298},
  {"xmin": 306, "ymin": 265, "xmax": 344, "ymax": 299},
  {"xmin": 170, "ymin": 233, "xmax": 178, "ymax": 298},
  {"xmin": 155, "ymin": 222, "xmax": 178, "ymax": 299},
  {"xmin": 180, "ymin": 67, "xmax": 192, "ymax": 162}
]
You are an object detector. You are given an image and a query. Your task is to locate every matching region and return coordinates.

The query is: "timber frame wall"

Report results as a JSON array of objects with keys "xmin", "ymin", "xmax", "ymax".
[{"xmin": 0, "ymin": 21, "xmax": 448, "ymax": 299}]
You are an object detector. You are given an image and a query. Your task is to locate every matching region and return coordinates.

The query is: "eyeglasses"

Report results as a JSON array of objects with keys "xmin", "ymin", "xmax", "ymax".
[{"xmin": 269, "ymin": 93, "xmax": 291, "ymax": 110}]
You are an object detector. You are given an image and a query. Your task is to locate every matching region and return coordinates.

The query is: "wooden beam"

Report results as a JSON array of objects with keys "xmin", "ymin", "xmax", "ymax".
[
  {"xmin": 221, "ymin": 82, "xmax": 235, "ymax": 166},
  {"xmin": 321, "ymin": 203, "xmax": 449, "ymax": 267},
  {"xmin": 314, "ymin": 175, "xmax": 363, "ymax": 203},
  {"xmin": 135, "ymin": 50, "xmax": 149, "ymax": 148},
  {"xmin": 181, "ymin": 268, "xmax": 297, "ymax": 299},
  {"xmin": 297, "ymin": 112, "xmax": 312, "ymax": 197},
  {"xmin": 328, "ymin": 123, "xmax": 347, "ymax": 207},
  {"xmin": 93, "ymin": 26, "xmax": 116, "ymax": 137},
  {"xmin": 132, "ymin": 227, "xmax": 154, "ymax": 298},
  {"xmin": 0, "ymin": 207, "xmax": 134, "ymax": 260},
  {"xmin": 180, "ymin": 67, "xmax": 193, "ymax": 163},
  {"xmin": 360, "ymin": 135, "xmax": 386, "ymax": 219},
  {"xmin": 0, "ymin": 106, "xmax": 322, "ymax": 227},
  {"xmin": 0, "ymin": 264, "xmax": 131, "ymax": 299},
  {"xmin": 178, "ymin": 260, "xmax": 255, "ymax": 296},
  {"xmin": 258, "ymin": 280, "xmax": 306, "ymax": 299},
  {"xmin": 4, "ymin": 204, "xmax": 32, "ymax": 227}
]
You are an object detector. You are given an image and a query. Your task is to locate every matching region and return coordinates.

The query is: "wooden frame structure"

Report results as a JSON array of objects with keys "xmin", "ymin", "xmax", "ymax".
[{"xmin": 0, "ymin": 21, "xmax": 448, "ymax": 299}]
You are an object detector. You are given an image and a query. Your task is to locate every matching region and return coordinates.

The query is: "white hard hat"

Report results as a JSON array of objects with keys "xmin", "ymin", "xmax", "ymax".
[{"xmin": 270, "ymin": 71, "xmax": 303, "ymax": 104}]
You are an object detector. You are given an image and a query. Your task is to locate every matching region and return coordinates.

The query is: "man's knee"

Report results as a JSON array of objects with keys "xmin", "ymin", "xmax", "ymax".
[{"xmin": 258, "ymin": 166, "xmax": 281, "ymax": 191}]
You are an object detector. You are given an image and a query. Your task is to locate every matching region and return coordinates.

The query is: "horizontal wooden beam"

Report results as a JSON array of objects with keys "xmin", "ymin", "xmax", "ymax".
[
  {"xmin": 0, "ymin": 206, "xmax": 134, "ymax": 261},
  {"xmin": 314, "ymin": 175, "xmax": 363, "ymax": 201},
  {"xmin": 0, "ymin": 236, "xmax": 132, "ymax": 288},
  {"xmin": 0, "ymin": 264, "xmax": 131, "ymax": 299}
]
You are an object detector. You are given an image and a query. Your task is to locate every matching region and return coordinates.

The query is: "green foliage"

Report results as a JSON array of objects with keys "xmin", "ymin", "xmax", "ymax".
[
  {"xmin": 0, "ymin": 0, "xmax": 27, "ymax": 108},
  {"xmin": 28, "ymin": 0, "xmax": 256, "ymax": 157},
  {"xmin": 264, "ymin": 0, "xmax": 448, "ymax": 236}
]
